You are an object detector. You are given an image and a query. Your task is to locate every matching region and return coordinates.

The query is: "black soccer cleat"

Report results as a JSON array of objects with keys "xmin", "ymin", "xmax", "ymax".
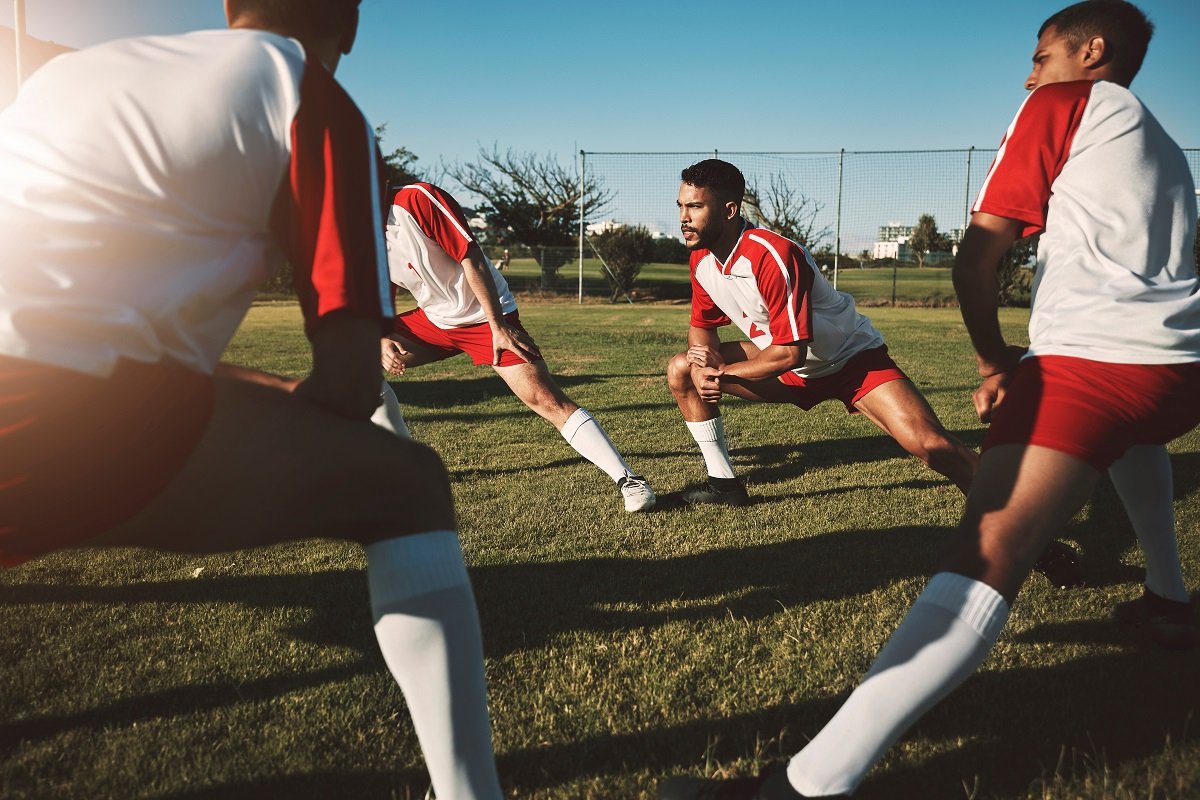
[
  {"xmin": 1114, "ymin": 586, "xmax": 1199, "ymax": 650},
  {"xmin": 1031, "ymin": 540, "xmax": 1084, "ymax": 589},
  {"xmin": 659, "ymin": 766, "xmax": 848, "ymax": 799},
  {"xmin": 661, "ymin": 479, "xmax": 751, "ymax": 509}
]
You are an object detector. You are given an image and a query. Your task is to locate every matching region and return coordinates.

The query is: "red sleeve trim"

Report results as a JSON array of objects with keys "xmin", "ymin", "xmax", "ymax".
[
  {"xmin": 748, "ymin": 233, "xmax": 813, "ymax": 345},
  {"xmin": 391, "ymin": 183, "xmax": 477, "ymax": 262},
  {"xmin": 276, "ymin": 58, "xmax": 393, "ymax": 338},
  {"xmin": 689, "ymin": 250, "xmax": 731, "ymax": 328},
  {"xmin": 972, "ymin": 80, "xmax": 1091, "ymax": 238}
]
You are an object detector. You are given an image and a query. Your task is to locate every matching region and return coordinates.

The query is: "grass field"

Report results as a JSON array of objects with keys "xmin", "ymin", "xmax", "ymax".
[
  {"xmin": 2, "ymin": 301, "xmax": 1198, "ymax": 799},
  {"xmin": 497, "ymin": 258, "xmax": 957, "ymax": 306}
]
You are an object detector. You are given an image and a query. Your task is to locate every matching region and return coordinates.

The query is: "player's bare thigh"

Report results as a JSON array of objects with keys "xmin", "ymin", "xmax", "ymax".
[
  {"xmin": 938, "ymin": 443, "xmax": 1099, "ymax": 601},
  {"xmin": 491, "ymin": 360, "xmax": 577, "ymax": 428},
  {"xmin": 853, "ymin": 377, "xmax": 953, "ymax": 440},
  {"xmin": 95, "ymin": 372, "xmax": 454, "ymax": 553}
]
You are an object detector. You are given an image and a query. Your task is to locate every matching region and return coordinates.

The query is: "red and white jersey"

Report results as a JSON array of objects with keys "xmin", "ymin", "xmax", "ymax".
[
  {"xmin": 974, "ymin": 80, "xmax": 1199, "ymax": 363},
  {"xmin": 691, "ymin": 225, "xmax": 883, "ymax": 379},
  {"xmin": 386, "ymin": 183, "xmax": 516, "ymax": 328},
  {"xmin": 0, "ymin": 30, "xmax": 392, "ymax": 378}
]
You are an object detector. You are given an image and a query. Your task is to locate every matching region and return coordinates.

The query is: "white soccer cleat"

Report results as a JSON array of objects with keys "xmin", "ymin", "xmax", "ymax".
[{"xmin": 618, "ymin": 475, "xmax": 656, "ymax": 513}]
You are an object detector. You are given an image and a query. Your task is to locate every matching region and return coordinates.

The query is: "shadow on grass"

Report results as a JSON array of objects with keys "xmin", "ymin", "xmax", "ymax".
[
  {"xmin": 447, "ymin": 428, "xmax": 987, "ymax": 485},
  {"xmin": 158, "ymin": 772, "xmax": 429, "ymax": 800},
  {"xmin": 386, "ymin": 372, "xmax": 664, "ymax": 410},
  {"xmin": 1, "ymin": 452, "xmax": 1196, "ymax": 798}
]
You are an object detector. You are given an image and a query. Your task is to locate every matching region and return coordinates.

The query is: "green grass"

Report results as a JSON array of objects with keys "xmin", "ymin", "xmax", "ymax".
[{"xmin": 2, "ymin": 302, "xmax": 1198, "ymax": 799}]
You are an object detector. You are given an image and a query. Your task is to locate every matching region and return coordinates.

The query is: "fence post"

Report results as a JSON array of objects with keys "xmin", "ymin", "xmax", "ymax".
[
  {"xmin": 963, "ymin": 146, "xmax": 974, "ymax": 231},
  {"xmin": 578, "ymin": 150, "xmax": 586, "ymax": 304},
  {"xmin": 833, "ymin": 148, "xmax": 844, "ymax": 290}
]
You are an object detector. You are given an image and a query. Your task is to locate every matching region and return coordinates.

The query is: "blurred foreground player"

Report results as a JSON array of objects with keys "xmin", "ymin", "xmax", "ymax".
[
  {"xmin": 0, "ymin": 2, "xmax": 503, "ymax": 797},
  {"xmin": 662, "ymin": 2, "xmax": 1199, "ymax": 797}
]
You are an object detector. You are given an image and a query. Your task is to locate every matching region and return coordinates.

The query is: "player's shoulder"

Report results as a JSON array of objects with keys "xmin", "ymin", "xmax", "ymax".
[
  {"xmin": 391, "ymin": 182, "xmax": 459, "ymax": 212},
  {"xmin": 1019, "ymin": 79, "xmax": 1096, "ymax": 120},
  {"xmin": 740, "ymin": 226, "xmax": 803, "ymax": 262}
]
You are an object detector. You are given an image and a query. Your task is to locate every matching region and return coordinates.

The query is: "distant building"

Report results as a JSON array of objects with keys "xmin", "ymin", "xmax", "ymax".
[
  {"xmin": 871, "ymin": 221, "xmax": 962, "ymax": 264},
  {"xmin": 586, "ymin": 219, "xmax": 624, "ymax": 236}
]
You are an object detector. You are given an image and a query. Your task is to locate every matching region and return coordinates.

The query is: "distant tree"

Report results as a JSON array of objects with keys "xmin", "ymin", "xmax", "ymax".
[
  {"xmin": 651, "ymin": 236, "xmax": 690, "ymax": 265},
  {"xmin": 908, "ymin": 213, "xmax": 951, "ymax": 268},
  {"xmin": 446, "ymin": 147, "xmax": 611, "ymax": 290},
  {"xmin": 592, "ymin": 225, "xmax": 656, "ymax": 303},
  {"xmin": 996, "ymin": 234, "xmax": 1038, "ymax": 307},
  {"xmin": 742, "ymin": 173, "xmax": 831, "ymax": 250},
  {"xmin": 375, "ymin": 125, "xmax": 422, "ymax": 190}
]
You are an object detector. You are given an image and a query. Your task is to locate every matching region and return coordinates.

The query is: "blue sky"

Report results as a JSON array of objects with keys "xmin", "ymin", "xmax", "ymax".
[{"xmin": 3, "ymin": 0, "xmax": 1197, "ymax": 168}]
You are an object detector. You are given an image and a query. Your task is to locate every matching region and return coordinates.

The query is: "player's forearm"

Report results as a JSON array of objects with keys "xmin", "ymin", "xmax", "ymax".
[
  {"xmin": 722, "ymin": 344, "xmax": 805, "ymax": 382},
  {"xmin": 298, "ymin": 313, "xmax": 383, "ymax": 419},
  {"xmin": 952, "ymin": 215, "xmax": 1024, "ymax": 376},
  {"xmin": 460, "ymin": 245, "xmax": 506, "ymax": 327},
  {"xmin": 687, "ymin": 326, "xmax": 722, "ymax": 350}
]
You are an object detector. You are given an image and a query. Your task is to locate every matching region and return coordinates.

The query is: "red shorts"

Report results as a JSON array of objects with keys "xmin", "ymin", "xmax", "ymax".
[
  {"xmin": 392, "ymin": 308, "xmax": 542, "ymax": 367},
  {"xmin": 983, "ymin": 355, "xmax": 1200, "ymax": 471},
  {"xmin": 0, "ymin": 356, "xmax": 215, "ymax": 567},
  {"xmin": 777, "ymin": 345, "xmax": 909, "ymax": 411}
]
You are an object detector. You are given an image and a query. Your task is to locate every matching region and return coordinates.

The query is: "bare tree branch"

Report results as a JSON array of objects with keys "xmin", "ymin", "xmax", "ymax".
[
  {"xmin": 742, "ymin": 173, "xmax": 831, "ymax": 250},
  {"xmin": 445, "ymin": 147, "xmax": 612, "ymax": 286}
]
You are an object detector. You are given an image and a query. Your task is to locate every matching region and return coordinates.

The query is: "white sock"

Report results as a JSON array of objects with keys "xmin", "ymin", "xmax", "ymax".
[
  {"xmin": 366, "ymin": 531, "xmax": 502, "ymax": 800},
  {"xmin": 685, "ymin": 417, "xmax": 736, "ymax": 479},
  {"xmin": 560, "ymin": 408, "xmax": 634, "ymax": 482},
  {"xmin": 371, "ymin": 381, "xmax": 411, "ymax": 439},
  {"xmin": 787, "ymin": 572, "xmax": 1009, "ymax": 796},
  {"xmin": 1109, "ymin": 445, "xmax": 1188, "ymax": 602}
]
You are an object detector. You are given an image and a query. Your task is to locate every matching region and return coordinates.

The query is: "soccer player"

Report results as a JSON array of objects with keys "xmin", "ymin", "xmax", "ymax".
[
  {"xmin": 665, "ymin": 159, "xmax": 981, "ymax": 508},
  {"xmin": 666, "ymin": 160, "xmax": 1082, "ymax": 583},
  {"xmin": 0, "ymin": 3, "xmax": 503, "ymax": 798},
  {"xmin": 660, "ymin": 2, "xmax": 1200, "ymax": 797},
  {"xmin": 378, "ymin": 181, "xmax": 656, "ymax": 513}
]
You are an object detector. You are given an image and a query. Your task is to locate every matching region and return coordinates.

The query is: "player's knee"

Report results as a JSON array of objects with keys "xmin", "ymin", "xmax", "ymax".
[
  {"xmin": 904, "ymin": 427, "xmax": 956, "ymax": 467},
  {"xmin": 354, "ymin": 440, "xmax": 456, "ymax": 545},
  {"xmin": 667, "ymin": 352, "xmax": 692, "ymax": 391}
]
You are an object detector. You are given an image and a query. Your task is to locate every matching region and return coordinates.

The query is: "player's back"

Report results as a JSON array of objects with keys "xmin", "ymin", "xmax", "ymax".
[{"xmin": 0, "ymin": 29, "xmax": 312, "ymax": 376}]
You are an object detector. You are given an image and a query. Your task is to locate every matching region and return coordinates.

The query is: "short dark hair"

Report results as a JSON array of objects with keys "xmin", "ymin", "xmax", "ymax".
[
  {"xmin": 1039, "ymin": 0, "xmax": 1153, "ymax": 84},
  {"xmin": 680, "ymin": 159, "xmax": 746, "ymax": 206},
  {"xmin": 227, "ymin": 0, "xmax": 361, "ymax": 45}
]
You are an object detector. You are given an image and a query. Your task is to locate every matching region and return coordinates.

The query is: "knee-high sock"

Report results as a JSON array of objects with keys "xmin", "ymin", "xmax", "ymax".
[
  {"xmin": 366, "ymin": 531, "xmax": 502, "ymax": 800},
  {"xmin": 560, "ymin": 408, "xmax": 633, "ymax": 481},
  {"xmin": 1109, "ymin": 444, "xmax": 1187, "ymax": 602},
  {"xmin": 685, "ymin": 416, "xmax": 736, "ymax": 479},
  {"xmin": 787, "ymin": 572, "xmax": 1009, "ymax": 797},
  {"xmin": 371, "ymin": 381, "xmax": 411, "ymax": 439}
]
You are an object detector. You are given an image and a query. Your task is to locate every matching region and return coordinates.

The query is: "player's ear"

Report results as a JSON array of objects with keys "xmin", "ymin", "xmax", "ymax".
[
  {"xmin": 1080, "ymin": 34, "xmax": 1108, "ymax": 70},
  {"xmin": 338, "ymin": 6, "xmax": 359, "ymax": 54},
  {"xmin": 725, "ymin": 200, "xmax": 739, "ymax": 221}
]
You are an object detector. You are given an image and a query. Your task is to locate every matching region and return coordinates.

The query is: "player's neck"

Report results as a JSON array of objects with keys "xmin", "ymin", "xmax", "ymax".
[{"xmin": 711, "ymin": 217, "xmax": 749, "ymax": 264}]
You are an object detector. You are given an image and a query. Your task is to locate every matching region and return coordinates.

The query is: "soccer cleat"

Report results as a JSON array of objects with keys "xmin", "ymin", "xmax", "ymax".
[
  {"xmin": 663, "ymin": 479, "xmax": 751, "ymax": 508},
  {"xmin": 1114, "ymin": 587, "xmax": 1198, "ymax": 650},
  {"xmin": 1031, "ymin": 540, "xmax": 1084, "ymax": 588},
  {"xmin": 658, "ymin": 766, "xmax": 848, "ymax": 799},
  {"xmin": 618, "ymin": 475, "xmax": 656, "ymax": 512}
]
